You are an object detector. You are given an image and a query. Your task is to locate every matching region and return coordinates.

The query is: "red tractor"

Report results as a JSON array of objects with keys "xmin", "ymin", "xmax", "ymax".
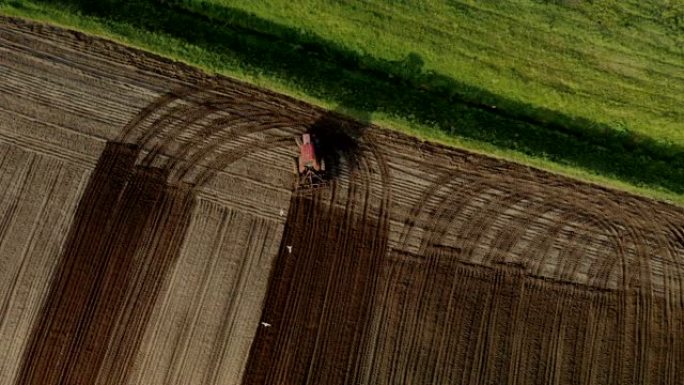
[{"xmin": 294, "ymin": 133, "xmax": 327, "ymax": 191}]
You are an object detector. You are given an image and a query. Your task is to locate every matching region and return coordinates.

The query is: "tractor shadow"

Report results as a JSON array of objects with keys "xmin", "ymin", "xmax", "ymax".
[
  {"xmin": 305, "ymin": 54, "xmax": 418, "ymax": 182},
  {"xmin": 307, "ymin": 109, "xmax": 368, "ymax": 181}
]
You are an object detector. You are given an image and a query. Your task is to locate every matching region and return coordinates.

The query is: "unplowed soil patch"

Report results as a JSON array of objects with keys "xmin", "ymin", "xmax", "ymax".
[{"xmin": 1, "ymin": 16, "xmax": 683, "ymax": 385}]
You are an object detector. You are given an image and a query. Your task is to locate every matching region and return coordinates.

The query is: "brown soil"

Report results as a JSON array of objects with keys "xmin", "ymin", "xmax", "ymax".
[
  {"xmin": 16, "ymin": 143, "xmax": 195, "ymax": 385},
  {"xmin": 243, "ymin": 189, "xmax": 389, "ymax": 384},
  {"xmin": 0, "ymin": 16, "xmax": 683, "ymax": 385}
]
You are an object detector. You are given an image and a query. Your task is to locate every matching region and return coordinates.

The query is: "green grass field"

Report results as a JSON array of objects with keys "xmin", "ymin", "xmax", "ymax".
[
  {"xmin": 205, "ymin": 0, "xmax": 684, "ymax": 145},
  {"xmin": 1, "ymin": 0, "xmax": 683, "ymax": 204}
]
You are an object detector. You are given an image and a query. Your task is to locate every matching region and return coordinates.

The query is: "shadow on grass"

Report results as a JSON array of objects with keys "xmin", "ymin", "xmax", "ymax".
[{"xmin": 22, "ymin": 0, "xmax": 684, "ymax": 194}]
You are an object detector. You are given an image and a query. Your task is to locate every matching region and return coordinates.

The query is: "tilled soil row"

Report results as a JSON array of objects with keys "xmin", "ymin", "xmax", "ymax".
[
  {"xmin": 364, "ymin": 253, "xmax": 684, "ymax": 384},
  {"xmin": 243, "ymin": 181, "xmax": 389, "ymax": 385},
  {"xmin": 16, "ymin": 143, "xmax": 194, "ymax": 385}
]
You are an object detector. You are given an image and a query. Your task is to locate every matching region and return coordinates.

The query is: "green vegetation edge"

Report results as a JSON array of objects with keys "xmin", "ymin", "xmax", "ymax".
[{"xmin": 1, "ymin": 0, "xmax": 683, "ymax": 206}]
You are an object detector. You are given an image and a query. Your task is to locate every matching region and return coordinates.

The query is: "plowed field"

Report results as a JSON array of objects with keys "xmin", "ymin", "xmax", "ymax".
[{"xmin": 0, "ymin": 16, "xmax": 683, "ymax": 385}]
